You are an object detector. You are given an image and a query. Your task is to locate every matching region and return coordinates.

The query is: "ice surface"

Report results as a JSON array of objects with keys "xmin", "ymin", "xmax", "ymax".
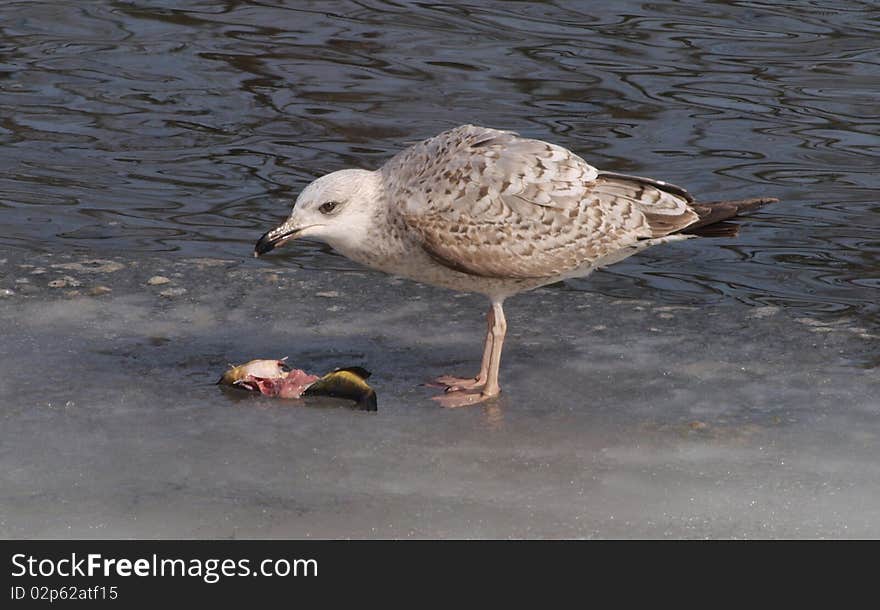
[
  {"xmin": 1, "ymin": 247, "xmax": 878, "ymax": 538},
  {"xmin": 1, "ymin": 0, "xmax": 878, "ymax": 539}
]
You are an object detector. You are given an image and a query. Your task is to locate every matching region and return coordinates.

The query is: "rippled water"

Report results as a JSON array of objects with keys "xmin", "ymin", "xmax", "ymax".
[{"xmin": 1, "ymin": 0, "xmax": 878, "ymax": 321}]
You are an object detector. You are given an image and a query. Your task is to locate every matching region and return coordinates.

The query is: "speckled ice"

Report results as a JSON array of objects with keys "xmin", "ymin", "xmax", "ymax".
[{"xmin": 1, "ymin": 248, "xmax": 878, "ymax": 539}]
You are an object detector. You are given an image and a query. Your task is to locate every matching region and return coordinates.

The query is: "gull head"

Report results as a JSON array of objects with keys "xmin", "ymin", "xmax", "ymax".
[{"xmin": 254, "ymin": 169, "xmax": 381, "ymax": 257}]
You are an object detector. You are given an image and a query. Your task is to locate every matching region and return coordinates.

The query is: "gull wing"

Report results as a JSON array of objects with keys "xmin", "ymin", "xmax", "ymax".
[{"xmin": 380, "ymin": 124, "xmax": 699, "ymax": 279}]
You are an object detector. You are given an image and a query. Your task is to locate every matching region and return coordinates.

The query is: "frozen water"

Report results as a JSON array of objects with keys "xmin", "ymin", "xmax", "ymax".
[
  {"xmin": 1, "ymin": 248, "xmax": 878, "ymax": 538},
  {"xmin": 1, "ymin": 0, "xmax": 878, "ymax": 538}
]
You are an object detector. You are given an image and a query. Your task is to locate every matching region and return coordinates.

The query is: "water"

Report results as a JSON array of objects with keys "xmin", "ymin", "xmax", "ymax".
[
  {"xmin": 1, "ymin": 0, "xmax": 877, "ymax": 318},
  {"xmin": 1, "ymin": 1, "xmax": 879, "ymax": 538}
]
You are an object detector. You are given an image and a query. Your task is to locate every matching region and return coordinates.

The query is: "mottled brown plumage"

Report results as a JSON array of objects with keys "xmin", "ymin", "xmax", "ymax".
[
  {"xmin": 255, "ymin": 124, "xmax": 777, "ymax": 407},
  {"xmin": 378, "ymin": 125, "xmax": 768, "ymax": 286}
]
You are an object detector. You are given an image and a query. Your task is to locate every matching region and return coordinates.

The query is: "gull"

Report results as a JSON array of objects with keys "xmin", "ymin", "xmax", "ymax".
[{"xmin": 254, "ymin": 125, "xmax": 775, "ymax": 407}]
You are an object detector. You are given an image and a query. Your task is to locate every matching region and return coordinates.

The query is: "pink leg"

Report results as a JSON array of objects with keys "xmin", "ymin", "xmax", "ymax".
[
  {"xmin": 433, "ymin": 300, "xmax": 507, "ymax": 408},
  {"xmin": 481, "ymin": 300, "xmax": 506, "ymax": 397},
  {"xmin": 430, "ymin": 305, "xmax": 494, "ymax": 390}
]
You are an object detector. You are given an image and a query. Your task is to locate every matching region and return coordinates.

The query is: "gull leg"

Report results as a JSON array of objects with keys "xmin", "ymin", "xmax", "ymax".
[
  {"xmin": 430, "ymin": 305, "xmax": 494, "ymax": 390},
  {"xmin": 434, "ymin": 300, "xmax": 506, "ymax": 408},
  {"xmin": 481, "ymin": 300, "xmax": 506, "ymax": 397}
]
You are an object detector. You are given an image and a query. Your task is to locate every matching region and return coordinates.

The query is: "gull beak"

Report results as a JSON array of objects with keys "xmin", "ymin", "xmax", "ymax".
[{"xmin": 254, "ymin": 223, "xmax": 301, "ymax": 257}]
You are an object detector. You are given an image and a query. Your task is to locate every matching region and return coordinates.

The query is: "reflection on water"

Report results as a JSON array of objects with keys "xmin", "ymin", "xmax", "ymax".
[{"xmin": 1, "ymin": 0, "xmax": 877, "ymax": 323}]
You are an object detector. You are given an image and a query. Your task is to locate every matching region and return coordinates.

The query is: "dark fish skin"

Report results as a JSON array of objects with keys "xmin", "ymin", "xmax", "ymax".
[
  {"xmin": 303, "ymin": 368, "xmax": 378, "ymax": 412},
  {"xmin": 334, "ymin": 366, "xmax": 372, "ymax": 379}
]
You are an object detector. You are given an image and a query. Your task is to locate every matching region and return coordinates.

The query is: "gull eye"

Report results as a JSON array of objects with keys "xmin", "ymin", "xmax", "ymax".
[{"xmin": 318, "ymin": 201, "xmax": 340, "ymax": 215}]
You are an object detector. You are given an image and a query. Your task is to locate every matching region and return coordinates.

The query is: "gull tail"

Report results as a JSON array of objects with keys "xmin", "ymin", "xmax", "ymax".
[{"xmin": 683, "ymin": 197, "xmax": 779, "ymax": 238}]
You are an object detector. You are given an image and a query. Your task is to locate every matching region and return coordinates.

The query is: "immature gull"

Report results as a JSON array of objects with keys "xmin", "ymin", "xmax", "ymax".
[{"xmin": 255, "ymin": 125, "xmax": 775, "ymax": 407}]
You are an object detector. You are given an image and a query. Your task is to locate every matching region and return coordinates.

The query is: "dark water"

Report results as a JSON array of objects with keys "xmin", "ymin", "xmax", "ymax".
[{"xmin": 1, "ymin": 0, "xmax": 878, "ymax": 320}]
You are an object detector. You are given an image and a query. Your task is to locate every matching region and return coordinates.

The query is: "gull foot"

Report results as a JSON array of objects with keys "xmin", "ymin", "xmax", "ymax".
[
  {"xmin": 426, "ymin": 375, "xmax": 485, "ymax": 392},
  {"xmin": 431, "ymin": 389, "xmax": 499, "ymax": 408}
]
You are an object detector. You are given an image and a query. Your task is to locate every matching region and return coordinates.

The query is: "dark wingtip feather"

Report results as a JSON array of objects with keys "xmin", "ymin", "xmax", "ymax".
[
  {"xmin": 701, "ymin": 197, "xmax": 779, "ymax": 211},
  {"xmin": 685, "ymin": 221, "xmax": 740, "ymax": 237},
  {"xmin": 683, "ymin": 196, "xmax": 778, "ymax": 236}
]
